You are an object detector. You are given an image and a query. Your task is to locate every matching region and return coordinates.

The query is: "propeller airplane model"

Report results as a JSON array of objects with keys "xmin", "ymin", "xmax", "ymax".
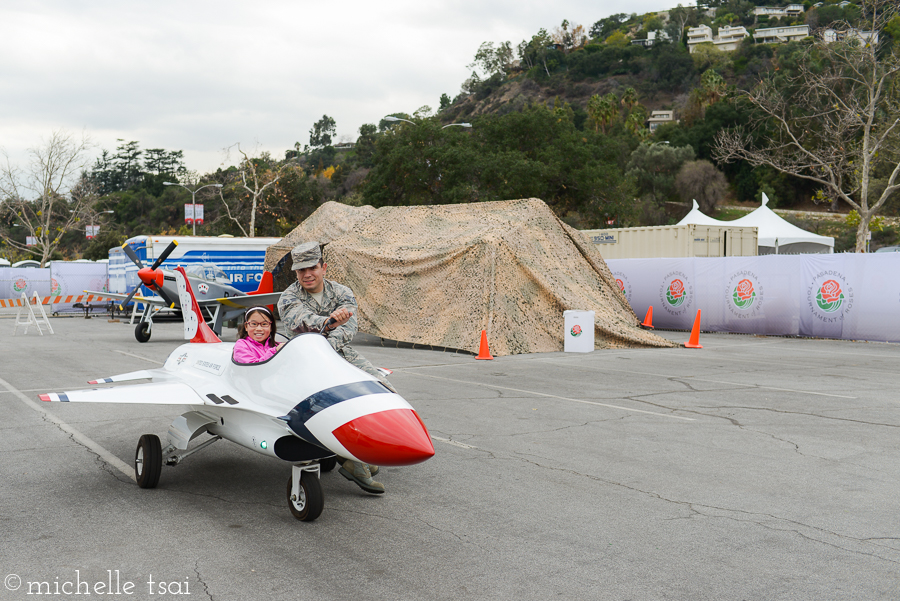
[
  {"xmin": 41, "ymin": 266, "xmax": 435, "ymax": 521},
  {"xmin": 86, "ymin": 240, "xmax": 282, "ymax": 343}
]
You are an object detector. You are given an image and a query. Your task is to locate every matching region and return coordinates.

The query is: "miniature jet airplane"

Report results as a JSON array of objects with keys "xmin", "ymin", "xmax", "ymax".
[
  {"xmin": 41, "ymin": 266, "xmax": 435, "ymax": 521},
  {"xmin": 85, "ymin": 240, "xmax": 283, "ymax": 343}
]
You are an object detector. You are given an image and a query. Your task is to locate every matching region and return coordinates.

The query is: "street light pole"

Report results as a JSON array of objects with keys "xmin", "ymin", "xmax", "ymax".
[
  {"xmin": 383, "ymin": 116, "xmax": 417, "ymax": 126},
  {"xmin": 383, "ymin": 116, "xmax": 473, "ymax": 129},
  {"xmin": 163, "ymin": 182, "xmax": 224, "ymax": 236}
]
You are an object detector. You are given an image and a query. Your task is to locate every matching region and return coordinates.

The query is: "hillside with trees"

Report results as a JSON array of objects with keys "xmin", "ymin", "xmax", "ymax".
[{"xmin": 2, "ymin": 0, "xmax": 899, "ymax": 263}]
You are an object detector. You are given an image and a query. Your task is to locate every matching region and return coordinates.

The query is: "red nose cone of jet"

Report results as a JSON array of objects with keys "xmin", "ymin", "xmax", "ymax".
[{"xmin": 332, "ymin": 409, "xmax": 435, "ymax": 467}]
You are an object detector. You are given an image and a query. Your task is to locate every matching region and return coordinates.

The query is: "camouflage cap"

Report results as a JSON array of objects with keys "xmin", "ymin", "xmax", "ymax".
[{"xmin": 290, "ymin": 241, "xmax": 322, "ymax": 270}]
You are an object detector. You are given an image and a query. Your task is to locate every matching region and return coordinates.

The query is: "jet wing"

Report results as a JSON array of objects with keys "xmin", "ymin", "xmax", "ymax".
[
  {"xmin": 87, "ymin": 370, "xmax": 155, "ymax": 384},
  {"xmin": 83, "ymin": 290, "xmax": 169, "ymax": 306},
  {"xmin": 40, "ymin": 382, "xmax": 206, "ymax": 405},
  {"xmin": 208, "ymin": 292, "xmax": 283, "ymax": 308}
]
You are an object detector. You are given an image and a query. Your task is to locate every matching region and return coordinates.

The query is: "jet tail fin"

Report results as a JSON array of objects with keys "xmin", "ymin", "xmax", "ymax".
[
  {"xmin": 249, "ymin": 270, "xmax": 275, "ymax": 314},
  {"xmin": 249, "ymin": 271, "xmax": 274, "ymax": 295},
  {"xmin": 174, "ymin": 267, "xmax": 221, "ymax": 343}
]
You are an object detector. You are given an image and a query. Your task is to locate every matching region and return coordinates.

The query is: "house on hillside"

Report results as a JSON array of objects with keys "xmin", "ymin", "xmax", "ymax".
[
  {"xmin": 631, "ymin": 30, "xmax": 671, "ymax": 48},
  {"xmin": 687, "ymin": 24, "xmax": 750, "ymax": 53},
  {"xmin": 647, "ymin": 110, "xmax": 676, "ymax": 132},
  {"xmin": 822, "ymin": 28, "xmax": 878, "ymax": 44},
  {"xmin": 753, "ymin": 24, "xmax": 810, "ymax": 44},
  {"xmin": 687, "ymin": 24, "xmax": 714, "ymax": 48},
  {"xmin": 753, "ymin": 4, "xmax": 804, "ymax": 17}
]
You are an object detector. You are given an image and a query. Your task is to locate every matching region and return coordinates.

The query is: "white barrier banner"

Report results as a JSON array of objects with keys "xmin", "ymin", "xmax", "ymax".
[
  {"xmin": 0, "ymin": 268, "xmax": 52, "ymax": 299},
  {"xmin": 607, "ymin": 254, "xmax": 900, "ymax": 343},
  {"xmin": 49, "ymin": 263, "xmax": 109, "ymax": 311}
]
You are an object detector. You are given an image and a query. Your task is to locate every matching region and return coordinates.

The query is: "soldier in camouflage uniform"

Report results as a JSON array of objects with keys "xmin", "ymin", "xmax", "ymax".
[{"xmin": 277, "ymin": 241, "xmax": 387, "ymax": 494}]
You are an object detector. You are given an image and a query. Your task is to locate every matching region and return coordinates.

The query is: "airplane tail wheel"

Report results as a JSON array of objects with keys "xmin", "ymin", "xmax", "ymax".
[
  {"xmin": 287, "ymin": 472, "xmax": 324, "ymax": 522},
  {"xmin": 319, "ymin": 456, "xmax": 337, "ymax": 472},
  {"xmin": 135, "ymin": 434, "xmax": 162, "ymax": 489},
  {"xmin": 135, "ymin": 323, "xmax": 151, "ymax": 343}
]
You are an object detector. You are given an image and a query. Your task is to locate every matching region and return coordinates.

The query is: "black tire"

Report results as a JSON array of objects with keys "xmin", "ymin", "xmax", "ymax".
[
  {"xmin": 135, "ymin": 434, "xmax": 162, "ymax": 489},
  {"xmin": 287, "ymin": 472, "xmax": 324, "ymax": 522},
  {"xmin": 135, "ymin": 322, "xmax": 151, "ymax": 343},
  {"xmin": 319, "ymin": 456, "xmax": 337, "ymax": 472}
]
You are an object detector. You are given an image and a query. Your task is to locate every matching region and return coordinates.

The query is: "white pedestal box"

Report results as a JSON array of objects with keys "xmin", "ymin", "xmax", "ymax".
[{"xmin": 564, "ymin": 310, "xmax": 595, "ymax": 352}]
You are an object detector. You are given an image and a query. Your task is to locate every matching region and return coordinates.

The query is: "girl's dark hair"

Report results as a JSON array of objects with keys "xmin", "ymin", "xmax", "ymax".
[{"xmin": 239, "ymin": 306, "xmax": 277, "ymax": 347}]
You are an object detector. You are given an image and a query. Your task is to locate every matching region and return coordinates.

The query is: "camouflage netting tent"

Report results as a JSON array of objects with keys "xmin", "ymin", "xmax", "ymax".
[
  {"xmin": 293, "ymin": 198, "xmax": 673, "ymax": 355},
  {"xmin": 264, "ymin": 201, "xmax": 377, "ymax": 291}
]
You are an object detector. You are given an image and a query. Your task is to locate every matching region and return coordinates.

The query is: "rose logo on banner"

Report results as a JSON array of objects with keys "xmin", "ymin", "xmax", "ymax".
[
  {"xmin": 807, "ymin": 270, "xmax": 853, "ymax": 323},
  {"xmin": 659, "ymin": 271, "xmax": 692, "ymax": 316},
  {"xmin": 816, "ymin": 279, "xmax": 843, "ymax": 313},
  {"xmin": 51, "ymin": 278, "xmax": 61, "ymax": 296},
  {"xmin": 570, "ymin": 324, "xmax": 582, "ymax": 337},
  {"xmin": 611, "ymin": 271, "xmax": 632, "ymax": 302},
  {"xmin": 726, "ymin": 271, "xmax": 763, "ymax": 319},
  {"xmin": 13, "ymin": 278, "xmax": 27, "ymax": 293},
  {"xmin": 733, "ymin": 279, "xmax": 755, "ymax": 309},
  {"xmin": 666, "ymin": 279, "xmax": 686, "ymax": 307}
]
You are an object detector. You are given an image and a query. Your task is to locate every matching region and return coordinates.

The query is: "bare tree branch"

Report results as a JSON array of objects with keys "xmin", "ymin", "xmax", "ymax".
[{"xmin": 0, "ymin": 130, "xmax": 94, "ymax": 265}]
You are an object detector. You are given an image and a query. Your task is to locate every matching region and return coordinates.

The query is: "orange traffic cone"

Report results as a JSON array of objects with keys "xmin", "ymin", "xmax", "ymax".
[
  {"xmin": 685, "ymin": 310, "xmax": 703, "ymax": 349},
  {"xmin": 475, "ymin": 329, "xmax": 493, "ymax": 360},
  {"xmin": 640, "ymin": 306, "xmax": 654, "ymax": 329}
]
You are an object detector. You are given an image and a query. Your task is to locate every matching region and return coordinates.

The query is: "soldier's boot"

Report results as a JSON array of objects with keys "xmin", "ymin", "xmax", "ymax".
[
  {"xmin": 336, "ymin": 457, "xmax": 378, "ymax": 476},
  {"xmin": 339, "ymin": 460, "xmax": 385, "ymax": 494}
]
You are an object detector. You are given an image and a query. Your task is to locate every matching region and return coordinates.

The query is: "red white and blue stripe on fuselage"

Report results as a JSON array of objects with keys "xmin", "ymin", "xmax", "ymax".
[{"xmin": 283, "ymin": 380, "xmax": 434, "ymax": 467}]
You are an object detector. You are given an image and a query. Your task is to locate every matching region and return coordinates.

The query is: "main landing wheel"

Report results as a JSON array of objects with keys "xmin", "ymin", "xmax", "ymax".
[
  {"xmin": 287, "ymin": 472, "xmax": 324, "ymax": 522},
  {"xmin": 135, "ymin": 322, "xmax": 151, "ymax": 343},
  {"xmin": 135, "ymin": 434, "xmax": 162, "ymax": 488}
]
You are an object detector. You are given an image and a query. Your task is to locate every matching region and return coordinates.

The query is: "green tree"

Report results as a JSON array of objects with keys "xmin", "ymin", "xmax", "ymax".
[
  {"xmin": 468, "ymin": 41, "xmax": 515, "ymax": 78},
  {"xmin": 587, "ymin": 93, "xmax": 620, "ymax": 133},
  {"xmin": 605, "ymin": 31, "xmax": 630, "ymax": 47},
  {"xmin": 360, "ymin": 104, "xmax": 636, "ymax": 227},
  {"xmin": 308, "ymin": 115, "xmax": 336, "ymax": 149},
  {"xmin": 354, "ymin": 123, "xmax": 379, "ymax": 168},
  {"xmin": 626, "ymin": 143, "xmax": 696, "ymax": 205},
  {"xmin": 675, "ymin": 160, "xmax": 728, "ymax": 213},
  {"xmin": 590, "ymin": 14, "xmax": 629, "ymax": 40}
]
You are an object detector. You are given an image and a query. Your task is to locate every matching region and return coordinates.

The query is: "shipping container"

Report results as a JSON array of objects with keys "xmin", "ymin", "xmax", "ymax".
[{"xmin": 582, "ymin": 224, "xmax": 758, "ymax": 259}]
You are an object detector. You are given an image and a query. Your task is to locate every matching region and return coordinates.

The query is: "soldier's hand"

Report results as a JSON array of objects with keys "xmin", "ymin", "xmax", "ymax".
[{"xmin": 328, "ymin": 308, "xmax": 352, "ymax": 329}]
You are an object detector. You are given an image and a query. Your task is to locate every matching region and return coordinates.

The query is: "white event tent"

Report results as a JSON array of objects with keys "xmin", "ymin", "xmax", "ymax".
[{"xmin": 677, "ymin": 194, "xmax": 834, "ymax": 254}]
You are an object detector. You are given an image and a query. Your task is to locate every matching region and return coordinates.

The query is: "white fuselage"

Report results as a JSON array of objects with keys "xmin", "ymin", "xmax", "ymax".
[{"xmin": 156, "ymin": 334, "xmax": 430, "ymax": 465}]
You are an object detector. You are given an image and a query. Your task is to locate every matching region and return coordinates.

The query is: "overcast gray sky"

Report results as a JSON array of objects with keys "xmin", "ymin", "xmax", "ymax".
[{"xmin": 0, "ymin": 0, "xmax": 685, "ymax": 176}]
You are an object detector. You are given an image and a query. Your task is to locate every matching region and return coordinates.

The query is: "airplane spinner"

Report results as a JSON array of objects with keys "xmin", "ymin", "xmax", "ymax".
[{"xmin": 40, "ymin": 267, "xmax": 434, "ymax": 521}]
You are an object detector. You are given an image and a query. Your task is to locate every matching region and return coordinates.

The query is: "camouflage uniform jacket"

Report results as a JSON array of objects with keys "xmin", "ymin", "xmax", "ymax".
[{"xmin": 278, "ymin": 279, "xmax": 380, "ymax": 379}]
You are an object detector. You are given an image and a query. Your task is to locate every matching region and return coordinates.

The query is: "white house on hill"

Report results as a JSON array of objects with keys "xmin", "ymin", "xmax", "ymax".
[
  {"xmin": 687, "ymin": 24, "xmax": 750, "ymax": 53},
  {"xmin": 753, "ymin": 24, "xmax": 810, "ymax": 44}
]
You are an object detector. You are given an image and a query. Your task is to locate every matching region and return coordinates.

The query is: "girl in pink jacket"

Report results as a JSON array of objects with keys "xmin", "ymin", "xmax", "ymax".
[{"xmin": 233, "ymin": 306, "xmax": 283, "ymax": 363}]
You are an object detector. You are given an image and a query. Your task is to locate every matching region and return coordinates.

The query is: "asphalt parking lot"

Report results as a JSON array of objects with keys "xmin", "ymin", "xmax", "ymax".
[{"xmin": 1, "ymin": 313, "xmax": 898, "ymax": 600}]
